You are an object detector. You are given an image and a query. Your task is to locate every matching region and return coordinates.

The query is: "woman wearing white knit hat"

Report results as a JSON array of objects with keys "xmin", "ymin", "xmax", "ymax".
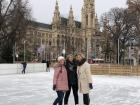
[{"xmin": 53, "ymin": 56, "xmax": 69, "ymax": 105}]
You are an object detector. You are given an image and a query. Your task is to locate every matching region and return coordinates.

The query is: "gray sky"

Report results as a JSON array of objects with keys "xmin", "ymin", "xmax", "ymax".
[{"xmin": 29, "ymin": 0, "xmax": 127, "ymax": 24}]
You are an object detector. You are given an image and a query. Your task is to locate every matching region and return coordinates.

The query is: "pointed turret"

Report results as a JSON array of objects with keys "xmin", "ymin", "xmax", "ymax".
[
  {"xmin": 81, "ymin": 0, "xmax": 95, "ymax": 29},
  {"xmin": 69, "ymin": 5, "xmax": 74, "ymax": 18},
  {"xmin": 68, "ymin": 5, "xmax": 75, "ymax": 27},
  {"xmin": 84, "ymin": 0, "xmax": 94, "ymax": 7},
  {"xmin": 52, "ymin": 0, "xmax": 61, "ymax": 30},
  {"xmin": 81, "ymin": 0, "xmax": 96, "ymax": 58}
]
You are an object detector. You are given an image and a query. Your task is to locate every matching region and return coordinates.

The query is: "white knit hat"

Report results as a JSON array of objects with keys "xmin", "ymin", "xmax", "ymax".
[{"xmin": 57, "ymin": 56, "xmax": 65, "ymax": 61}]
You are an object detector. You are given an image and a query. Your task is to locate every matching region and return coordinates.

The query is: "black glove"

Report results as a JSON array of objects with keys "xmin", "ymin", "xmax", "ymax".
[
  {"xmin": 89, "ymin": 83, "xmax": 93, "ymax": 89},
  {"xmin": 53, "ymin": 85, "xmax": 56, "ymax": 90}
]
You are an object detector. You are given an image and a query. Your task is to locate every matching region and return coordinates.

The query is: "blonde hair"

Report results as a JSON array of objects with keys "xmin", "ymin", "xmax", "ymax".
[
  {"xmin": 77, "ymin": 53, "xmax": 86, "ymax": 59},
  {"xmin": 66, "ymin": 54, "xmax": 73, "ymax": 60}
]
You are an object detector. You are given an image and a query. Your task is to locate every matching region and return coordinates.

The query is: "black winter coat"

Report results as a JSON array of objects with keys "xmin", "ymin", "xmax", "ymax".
[{"xmin": 65, "ymin": 60, "xmax": 78, "ymax": 85}]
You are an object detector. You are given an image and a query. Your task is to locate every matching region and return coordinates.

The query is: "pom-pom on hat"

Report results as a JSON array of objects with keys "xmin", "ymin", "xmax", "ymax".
[{"xmin": 57, "ymin": 56, "xmax": 65, "ymax": 61}]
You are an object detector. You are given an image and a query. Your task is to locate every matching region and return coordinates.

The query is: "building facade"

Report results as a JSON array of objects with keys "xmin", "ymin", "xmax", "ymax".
[{"xmin": 23, "ymin": 0, "xmax": 101, "ymax": 62}]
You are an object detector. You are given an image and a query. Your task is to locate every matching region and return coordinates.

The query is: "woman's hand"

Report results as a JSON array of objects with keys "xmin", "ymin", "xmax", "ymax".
[
  {"xmin": 89, "ymin": 83, "xmax": 93, "ymax": 89},
  {"xmin": 53, "ymin": 85, "xmax": 56, "ymax": 90}
]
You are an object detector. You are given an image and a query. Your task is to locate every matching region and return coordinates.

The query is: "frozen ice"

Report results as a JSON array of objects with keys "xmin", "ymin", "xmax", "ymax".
[{"xmin": 0, "ymin": 69, "xmax": 140, "ymax": 105}]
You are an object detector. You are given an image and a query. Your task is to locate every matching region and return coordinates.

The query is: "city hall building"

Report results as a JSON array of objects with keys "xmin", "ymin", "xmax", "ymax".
[{"xmin": 24, "ymin": 0, "xmax": 101, "ymax": 61}]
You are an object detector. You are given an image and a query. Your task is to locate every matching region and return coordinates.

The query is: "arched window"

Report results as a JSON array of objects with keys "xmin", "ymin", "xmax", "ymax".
[
  {"xmin": 86, "ymin": 15, "xmax": 88, "ymax": 26},
  {"xmin": 49, "ymin": 41, "xmax": 52, "ymax": 46},
  {"xmin": 57, "ymin": 39, "xmax": 59, "ymax": 45}
]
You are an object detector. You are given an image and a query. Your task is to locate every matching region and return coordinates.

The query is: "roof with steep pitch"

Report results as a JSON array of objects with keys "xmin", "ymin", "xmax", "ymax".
[
  {"xmin": 30, "ymin": 17, "xmax": 81, "ymax": 29},
  {"xmin": 61, "ymin": 17, "xmax": 81, "ymax": 28},
  {"xmin": 30, "ymin": 21, "xmax": 52, "ymax": 29}
]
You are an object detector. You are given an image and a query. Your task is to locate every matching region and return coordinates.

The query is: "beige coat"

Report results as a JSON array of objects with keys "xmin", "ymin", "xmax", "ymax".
[{"xmin": 77, "ymin": 62, "xmax": 92, "ymax": 94}]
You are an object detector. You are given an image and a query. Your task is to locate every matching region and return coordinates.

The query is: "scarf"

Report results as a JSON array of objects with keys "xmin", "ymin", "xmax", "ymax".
[{"xmin": 78, "ymin": 58, "xmax": 86, "ymax": 66}]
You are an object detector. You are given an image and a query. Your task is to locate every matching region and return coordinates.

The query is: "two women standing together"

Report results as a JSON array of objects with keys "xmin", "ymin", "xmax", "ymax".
[{"xmin": 53, "ymin": 53, "xmax": 93, "ymax": 105}]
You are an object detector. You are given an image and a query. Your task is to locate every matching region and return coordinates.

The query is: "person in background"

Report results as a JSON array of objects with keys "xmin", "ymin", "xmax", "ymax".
[
  {"xmin": 46, "ymin": 60, "xmax": 50, "ymax": 72},
  {"xmin": 53, "ymin": 56, "xmax": 69, "ymax": 105},
  {"xmin": 76, "ymin": 53, "xmax": 93, "ymax": 105},
  {"xmin": 21, "ymin": 62, "xmax": 27, "ymax": 74},
  {"xmin": 64, "ymin": 54, "xmax": 79, "ymax": 105}
]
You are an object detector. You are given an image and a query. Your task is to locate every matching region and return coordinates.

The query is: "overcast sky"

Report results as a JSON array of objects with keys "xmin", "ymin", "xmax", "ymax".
[{"xmin": 29, "ymin": 0, "xmax": 127, "ymax": 24}]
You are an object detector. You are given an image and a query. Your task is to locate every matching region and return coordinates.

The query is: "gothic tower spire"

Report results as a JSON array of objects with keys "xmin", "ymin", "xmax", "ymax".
[
  {"xmin": 52, "ymin": 0, "xmax": 61, "ymax": 30},
  {"xmin": 81, "ymin": 0, "xmax": 96, "ymax": 58},
  {"xmin": 82, "ymin": 0, "xmax": 95, "ymax": 29},
  {"xmin": 69, "ymin": 5, "xmax": 74, "ymax": 19},
  {"xmin": 68, "ymin": 5, "xmax": 75, "ymax": 27}
]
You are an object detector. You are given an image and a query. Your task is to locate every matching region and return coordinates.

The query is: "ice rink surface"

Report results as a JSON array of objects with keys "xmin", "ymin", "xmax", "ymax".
[{"xmin": 0, "ymin": 70, "xmax": 140, "ymax": 105}]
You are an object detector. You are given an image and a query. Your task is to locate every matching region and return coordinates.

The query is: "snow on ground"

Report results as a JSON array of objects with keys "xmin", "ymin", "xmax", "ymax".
[{"xmin": 0, "ymin": 70, "xmax": 140, "ymax": 105}]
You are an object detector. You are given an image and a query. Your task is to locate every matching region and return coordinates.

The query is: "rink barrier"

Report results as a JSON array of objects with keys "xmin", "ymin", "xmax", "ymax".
[
  {"xmin": 1, "ymin": 63, "xmax": 140, "ymax": 76},
  {"xmin": 91, "ymin": 64, "xmax": 140, "ymax": 76},
  {"xmin": 0, "ymin": 63, "xmax": 46, "ymax": 75}
]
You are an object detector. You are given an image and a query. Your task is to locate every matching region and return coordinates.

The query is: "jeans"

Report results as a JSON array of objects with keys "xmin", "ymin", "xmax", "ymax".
[
  {"xmin": 83, "ymin": 93, "xmax": 90, "ymax": 105},
  {"xmin": 53, "ymin": 91, "xmax": 64, "ymax": 105},
  {"xmin": 64, "ymin": 84, "xmax": 79, "ymax": 104},
  {"xmin": 22, "ymin": 67, "xmax": 26, "ymax": 74}
]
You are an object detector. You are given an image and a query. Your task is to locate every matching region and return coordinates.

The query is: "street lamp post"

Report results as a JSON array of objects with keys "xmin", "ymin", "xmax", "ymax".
[
  {"xmin": 13, "ymin": 45, "xmax": 15, "ymax": 63},
  {"xmin": 13, "ymin": 42, "xmax": 16, "ymax": 63},
  {"xmin": 118, "ymin": 38, "xmax": 120, "ymax": 64},
  {"xmin": 118, "ymin": 36, "xmax": 125, "ymax": 65},
  {"xmin": 24, "ymin": 41, "xmax": 26, "ymax": 62},
  {"xmin": 129, "ymin": 41, "xmax": 132, "ymax": 66},
  {"xmin": 62, "ymin": 49, "xmax": 66, "ymax": 57},
  {"xmin": 16, "ymin": 54, "xmax": 19, "ymax": 62}
]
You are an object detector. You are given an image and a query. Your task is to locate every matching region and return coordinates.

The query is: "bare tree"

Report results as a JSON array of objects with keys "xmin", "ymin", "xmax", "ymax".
[
  {"xmin": 100, "ymin": 16, "xmax": 113, "ymax": 63},
  {"xmin": 127, "ymin": 0, "xmax": 140, "ymax": 13},
  {"xmin": 0, "ymin": 0, "xmax": 31, "ymax": 63},
  {"xmin": 127, "ymin": 0, "xmax": 140, "ymax": 36},
  {"xmin": 101, "ymin": 8, "xmax": 135, "ymax": 64}
]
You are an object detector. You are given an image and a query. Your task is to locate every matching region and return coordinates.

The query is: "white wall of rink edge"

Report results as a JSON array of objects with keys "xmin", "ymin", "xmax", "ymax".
[{"xmin": 0, "ymin": 63, "xmax": 46, "ymax": 75}]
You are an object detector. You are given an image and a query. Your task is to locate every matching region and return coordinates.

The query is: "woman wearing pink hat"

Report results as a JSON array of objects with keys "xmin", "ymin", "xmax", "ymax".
[{"xmin": 53, "ymin": 56, "xmax": 69, "ymax": 105}]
